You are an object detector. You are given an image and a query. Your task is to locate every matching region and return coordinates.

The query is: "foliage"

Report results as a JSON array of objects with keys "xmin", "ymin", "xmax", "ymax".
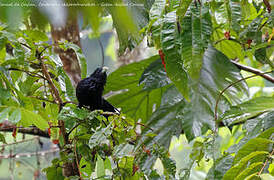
[{"xmin": 0, "ymin": 0, "xmax": 273, "ymax": 179}]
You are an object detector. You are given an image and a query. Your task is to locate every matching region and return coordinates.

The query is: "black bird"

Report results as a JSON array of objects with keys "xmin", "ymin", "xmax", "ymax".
[{"xmin": 76, "ymin": 67, "xmax": 118, "ymax": 113}]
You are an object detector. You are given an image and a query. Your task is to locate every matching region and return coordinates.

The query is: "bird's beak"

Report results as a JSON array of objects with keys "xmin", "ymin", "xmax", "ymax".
[{"xmin": 102, "ymin": 66, "xmax": 108, "ymax": 73}]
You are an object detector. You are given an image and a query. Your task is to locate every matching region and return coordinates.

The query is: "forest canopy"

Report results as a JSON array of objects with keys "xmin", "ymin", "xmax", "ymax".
[{"xmin": 0, "ymin": 0, "xmax": 273, "ymax": 179}]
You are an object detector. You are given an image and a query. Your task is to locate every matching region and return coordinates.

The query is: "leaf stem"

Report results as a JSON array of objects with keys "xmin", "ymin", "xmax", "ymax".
[
  {"xmin": 258, "ymin": 148, "xmax": 274, "ymax": 175},
  {"xmin": 214, "ymin": 70, "xmax": 273, "ymax": 133}
]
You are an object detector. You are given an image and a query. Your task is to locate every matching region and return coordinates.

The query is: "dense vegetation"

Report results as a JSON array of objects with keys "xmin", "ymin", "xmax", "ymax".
[{"xmin": 0, "ymin": 0, "xmax": 273, "ymax": 179}]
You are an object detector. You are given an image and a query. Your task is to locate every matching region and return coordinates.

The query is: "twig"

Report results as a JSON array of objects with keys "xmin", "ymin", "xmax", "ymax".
[
  {"xmin": 136, "ymin": 122, "xmax": 154, "ymax": 131},
  {"xmin": 231, "ymin": 61, "xmax": 274, "ymax": 83},
  {"xmin": 39, "ymin": 57, "xmax": 63, "ymax": 105},
  {"xmin": 214, "ymin": 70, "xmax": 273, "ymax": 133},
  {"xmin": 258, "ymin": 148, "xmax": 274, "ymax": 175},
  {"xmin": 74, "ymin": 140, "xmax": 82, "ymax": 180},
  {"xmin": 37, "ymin": 52, "xmax": 68, "ymax": 144},
  {"xmin": 67, "ymin": 123, "xmax": 80, "ymax": 137},
  {"xmin": 62, "ymin": 101, "xmax": 78, "ymax": 106},
  {"xmin": 28, "ymin": 96, "xmax": 56, "ymax": 104},
  {"xmin": 7, "ymin": 68, "xmax": 47, "ymax": 80},
  {"xmin": 0, "ymin": 127, "xmax": 49, "ymax": 138},
  {"xmin": 19, "ymin": 42, "xmax": 32, "ymax": 50}
]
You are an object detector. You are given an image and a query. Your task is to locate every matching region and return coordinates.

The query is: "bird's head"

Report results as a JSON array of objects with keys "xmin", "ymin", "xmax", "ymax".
[{"xmin": 90, "ymin": 66, "xmax": 108, "ymax": 84}]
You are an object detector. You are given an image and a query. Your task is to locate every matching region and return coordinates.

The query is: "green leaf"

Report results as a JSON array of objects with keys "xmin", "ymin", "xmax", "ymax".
[
  {"xmin": 181, "ymin": 3, "xmax": 212, "ymax": 80},
  {"xmin": 139, "ymin": 58, "xmax": 170, "ymax": 90},
  {"xmin": 104, "ymin": 55, "xmax": 163, "ymax": 122},
  {"xmin": 23, "ymin": 30, "xmax": 49, "ymax": 42},
  {"xmin": 20, "ymin": 107, "xmax": 49, "ymax": 130},
  {"xmin": 0, "ymin": 133, "xmax": 6, "ymax": 144},
  {"xmin": 63, "ymin": 42, "xmax": 87, "ymax": 78},
  {"xmin": 227, "ymin": 113, "xmax": 274, "ymax": 155},
  {"xmin": 229, "ymin": 0, "xmax": 242, "ymax": 32},
  {"xmin": 206, "ymin": 154, "xmax": 234, "ymax": 180},
  {"xmin": 107, "ymin": 1, "xmax": 140, "ymax": 55},
  {"xmin": 113, "ymin": 143, "xmax": 134, "ymax": 158},
  {"xmin": 135, "ymin": 86, "xmax": 184, "ymax": 175},
  {"xmin": 9, "ymin": 107, "xmax": 21, "ymax": 123},
  {"xmin": 0, "ymin": 107, "xmax": 11, "ymax": 123},
  {"xmin": 81, "ymin": 5, "xmax": 102, "ymax": 35},
  {"xmin": 43, "ymin": 166, "xmax": 64, "ymax": 180},
  {"xmin": 96, "ymin": 155, "xmax": 105, "ymax": 180},
  {"xmin": 213, "ymin": 30, "xmax": 244, "ymax": 60},
  {"xmin": 177, "ymin": 0, "xmax": 192, "ymax": 18},
  {"xmin": 57, "ymin": 66, "xmax": 77, "ymax": 102},
  {"xmin": 235, "ymin": 162, "xmax": 264, "ymax": 180},
  {"xmin": 149, "ymin": 0, "xmax": 165, "ymax": 20},
  {"xmin": 79, "ymin": 157, "xmax": 92, "ymax": 178},
  {"xmin": 221, "ymin": 97, "xmax": 274, "ymax": 126},
  {"xmin": 161, "ymin": 11, "xmax": 189, "ymax": 100},
  {"xmin": 223, "ymin": 151, "xmax": 269, "ymax": 180},
  {"xmin": 233, "ymin": 138, "xmax": 273, "ymax": 165},
  {"xmin": 182, "ymin": 45, "xmax": 248, "ymax": 140},
  {"xmin": 125, "ymin": 0, "xmax": 153, "ymax": 30},
  {"xmin": 89, "ymin": 124, "xmax": 112, "ymax": 149}
]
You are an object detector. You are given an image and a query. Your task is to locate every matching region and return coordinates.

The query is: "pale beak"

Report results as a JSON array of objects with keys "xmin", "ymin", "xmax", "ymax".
[{"xmin": 102, "ymin": 66, "xmax": 108, "ymax": 73}]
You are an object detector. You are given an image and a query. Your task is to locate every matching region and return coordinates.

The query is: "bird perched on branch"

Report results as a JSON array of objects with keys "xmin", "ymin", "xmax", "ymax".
[{"xmin": 76, "ymin": 67, "xmax": 119, "ymax": 113}]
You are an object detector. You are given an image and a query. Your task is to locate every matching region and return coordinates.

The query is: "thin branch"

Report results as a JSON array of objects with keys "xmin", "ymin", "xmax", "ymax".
[
  {"xmin": 39, "ymin": 57, "xmax": 63, "ymax": 105},
  {"xmin": 73, "ymin": 140, "xmax": 82, "ymax": 180},
  {"xmin": 28, "ymin": 96, "xmax": 56, "ymax": 104},
  {"xmin": 258, "ymin": 148, "xmax": 274, "ymax": 175},
  {"xmin": 37, "ymin": 53, "xmax": 68, "ymax": 144},
  {"xmin": 231, "ymin": 61, "xmax": 274, "ymax": 83},
  {"xmin": 214, "ymin": 71, "xmax": 273, "ymax": 133},
  {"xmin": 67, "ymin": 123, "xmax": 80, "ymax": 137},
  {"xmin": 0, "ymin": 127, "xmax": 49, "ymax": 138},
  {"xmin": 19, "ymin": 42, "xmax": 32, "ymax": 50},
  {"xmin": 7, "ymin": 68, "xmax": 47, "ymax": 80}
]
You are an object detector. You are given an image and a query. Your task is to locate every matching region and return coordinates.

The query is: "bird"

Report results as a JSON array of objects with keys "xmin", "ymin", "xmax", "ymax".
[{"xmin": 76, "ymin": 67, "xmax": 119, "ymax": 113}]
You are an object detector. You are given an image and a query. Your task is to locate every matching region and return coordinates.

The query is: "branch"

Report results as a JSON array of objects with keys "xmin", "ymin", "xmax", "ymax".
[
  {"xmin": 7, "ymin": 68, "xmax": 47, "ymax": 80},
  {"xmin": 39, "ymin": 57, "xmax": 63, "ymax": 106},
  {"xmin": 0, "ymin": 127, "xmax": 49, "ymax": 138},
  {"xmin": 231, "ymin": 61, "xmax": 274, "ymax": 83},
  {"xmin": 258, "ymin": 148, "xmax": 274, "ymax": 175}
]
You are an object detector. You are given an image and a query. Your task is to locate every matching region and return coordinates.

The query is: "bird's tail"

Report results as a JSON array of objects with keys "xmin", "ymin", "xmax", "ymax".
[{"xmin": 102, "ymin": 99, "xmax": 120, "ymax": 114}]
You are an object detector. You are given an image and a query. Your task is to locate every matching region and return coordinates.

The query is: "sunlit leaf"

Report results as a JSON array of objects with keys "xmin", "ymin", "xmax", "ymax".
[
  {"xmin": 221, "ymin": 97, "xmax": 274, "ymax": 126},
  {"xmin": 182, "ymin": 45, "xmax": 248, "ymax": 140}
]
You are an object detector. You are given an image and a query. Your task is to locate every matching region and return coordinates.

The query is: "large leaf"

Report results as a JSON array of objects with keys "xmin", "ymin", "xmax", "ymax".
[
  {"xmin": 104, "ymin": 55, "xmax": 165, "ymax": 122},
  {"xmin": 139, "ymin": 59, "xmax": 170, "ymax": 90},
  {"xmin": 214, "ymin": 0, "xmax": 242, "ymax": 32},
  {"xmin": 161, "ymin": 11, "xmax": 189, "ymax": 100},
  {"xmin": 181, "ymin": 3, "xmax": 212, "ymax": 80},
  {"xmin": 206, "ymin": 154, "xmax": 234, "ymax": 180},
  {"xmin": 221, "ymin": 96, "xmax": 274, "ymax": 126},
  {"xmin": 148, "ymin": 0, "xmax": 165, "ymax": 48},
  {"xmin": 223, "ymin": 151, "xmax": 269, "ymax": 180},
  {"xmin": 135, "ymin": 86, "xmax": 183, "ymax": 175},
  {"xmin": 182, "ymin": 45, "xmax": 248, "ymax": 141},
  {"xmin": 227, "ymin": 111, "xmax": 274, "ymax": 155}
]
